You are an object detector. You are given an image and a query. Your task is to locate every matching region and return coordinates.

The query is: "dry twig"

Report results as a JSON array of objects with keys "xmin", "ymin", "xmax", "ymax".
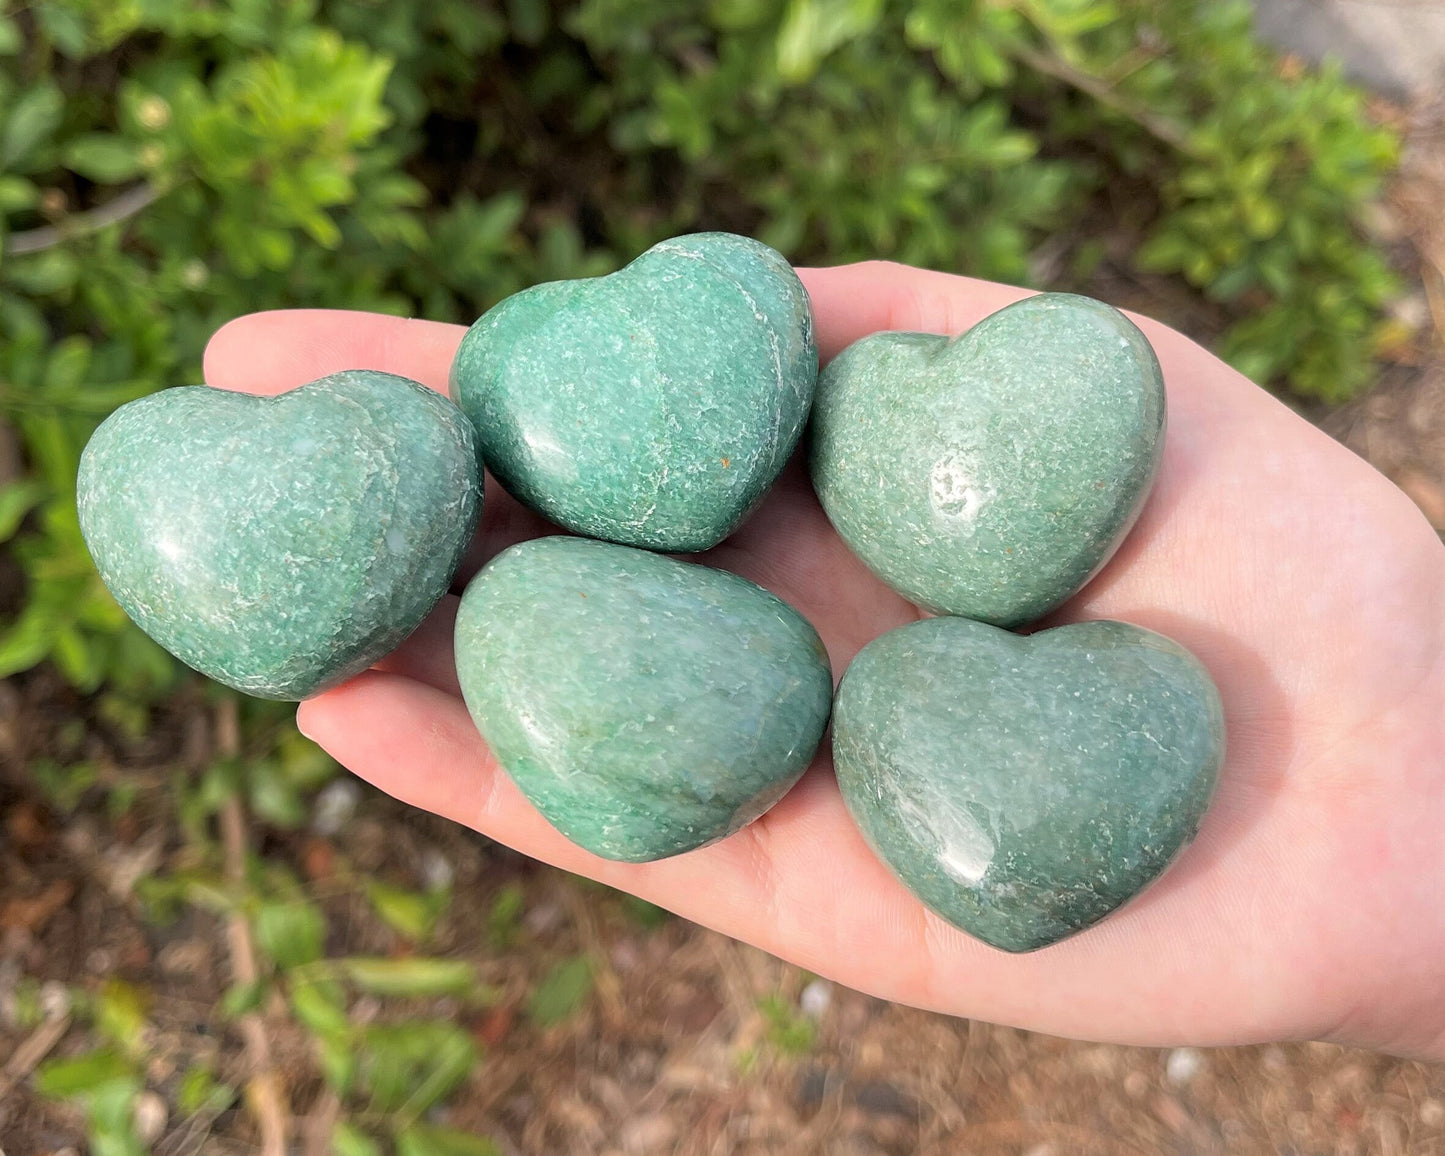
[
  {"xmin": 217, "ymin": 697, "xmax": 289, "ymax": 1156},
  {"xmin": 1012, "ymin": 44, "xmax": 1194, "ymax": 154},
  {"xmin": 304, "ymin": 1090, "xmax": 342, "ymax": 1156},
  {"xmin": 0, "ymin": 1012, "xmax": 72, "ymax": 1101},
  {"xmin": 3, "ymin": 182, "xmax": 160, "ymax": 256}
]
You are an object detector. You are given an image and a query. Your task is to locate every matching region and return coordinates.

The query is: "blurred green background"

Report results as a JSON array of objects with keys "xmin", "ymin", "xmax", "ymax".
[{"xmin": 0, "ymin": 2, "xmax": 1427, "ymax": 1154}]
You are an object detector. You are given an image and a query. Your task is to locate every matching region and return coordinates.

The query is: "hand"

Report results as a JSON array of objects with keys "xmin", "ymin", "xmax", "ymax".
[{"xmin": 203, "ymin": 261, "xmax": 1445, "ymax": 1057}]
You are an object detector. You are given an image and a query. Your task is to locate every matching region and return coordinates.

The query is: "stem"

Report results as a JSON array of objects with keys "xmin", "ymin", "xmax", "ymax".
[
  {"xmin": 304, "ymin": 1091, "xmax": 341, "ymax": 1156},
  {"xmin": 1012, "ymin": 43, "xmax": 1196, "ymax": 155},
  {"xmin": 3, "ymin": 182, "xmax": 160, "ymax": 256},
  {"xmin": 0, "ymin": 1012, "xmax": 72, "ymax": 1102},
  {"xmin": 218, "ymin": 697, "xmax": 289, "ymax": 1156}
]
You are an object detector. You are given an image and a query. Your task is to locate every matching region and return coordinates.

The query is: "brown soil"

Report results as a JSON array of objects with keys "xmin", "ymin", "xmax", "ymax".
[{"xmin": 4, "ymin": 742, "xmax": 1445, "ymax": 1156}]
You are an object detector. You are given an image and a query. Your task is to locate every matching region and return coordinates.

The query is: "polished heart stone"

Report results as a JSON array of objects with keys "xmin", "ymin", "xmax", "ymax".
[
  {"xmin": 78, "ymin": 371, "xmax": 481, "ymax": 700},
  {"xmin": 449, "ymin": 232, "xmax": 817, "ymax": 553},
  {"xmin": 454, "ymin": 536, "xmax": 833, "ymax": 862},
  {"xmin": 810, "ymin": 293, "xmax": 1165, "ymax": 627},
  {"xmin": 833, "ymin": 616, "xmax": 1224, "ymax": 952}
]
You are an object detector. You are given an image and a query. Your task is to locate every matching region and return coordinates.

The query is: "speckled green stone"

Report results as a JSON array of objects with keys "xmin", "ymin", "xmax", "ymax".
[
  {"xmin": 810, "ymin": 294, "xmax": 1165, "ymax": 627},
  {"xmin": 454, "ymin": 536, "xmax": 833, "ymax": 862},
  {"xmin": 449, "ymin": 232, "xmax": 817, "ymax": 553},
  {"xmin": 78, "ymin": 371, "xmax": 482, "ymax": 700},
  {"xmin": 833, "ymin": 617, "xmax": 1224, "ymax": 953}
]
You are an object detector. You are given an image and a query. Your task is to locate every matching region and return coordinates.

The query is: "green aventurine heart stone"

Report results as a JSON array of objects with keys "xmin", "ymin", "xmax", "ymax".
[
  {"xmin": 78, "ymin": 371, "xmax": 481, "ymax": 700},
  {"xmin": 810, "ymin": 294, "xmax": 1165, "ymax": 627},
  {"xmin": 454, "ymin": 536, "xmax": 833, "ymax": 862},
  {"xmin": 449, "ymin": 232, "xmax": 817, "ymax": 553},
  {"xmin": 833, "ymin": 617, "xmax": 1224, "ymax": 952}
]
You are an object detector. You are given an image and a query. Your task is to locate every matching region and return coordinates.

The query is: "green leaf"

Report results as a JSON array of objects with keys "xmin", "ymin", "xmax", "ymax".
[
  {"xmin": 36, "ymin": 1049, "xmax": 136, "ymax": 1097},
  {"xmin": 246, "ymin": 760, "xmax": 307, "ymax": 828},
  {"xmin": 758, "ymin": 992, "xmax": 817, "ymax": 1055},
  {"xmin": 710, "ymin": 0, "xmax": 776, "ymax": 30},
  {"xmin": 0, "ymin": 604, "xmax": 54, "ymax": 681},
  {"xmin": 35, "ymin": 3, "xmax": 89, "ymax": 56},
  {"xmin": 505, "ymin": 0, "xmax": 549, "ymax": 45},
  {"xmin": 525, "ymin": 955, "xmax": 593, "ymax": 1027},
  {"xmin": 0, "ymin": 17, "xmax": 21, "ymax": 55},
  {"xmin": 395, "ymin": 1124, "xmax": 501, "ymax": 1156},
  {"xmin": 87, "ymin": 1078, "xmax": 143, "ymax": 1137},
  {"xmin": 2, "ymin": 80, "xmax": 64, "ymax": 168},
  {"xmin": 366, "ymin": 879, "xmax": 448, "ymax": 942},
  {"xmin": 220, "ymin": 979, "xmax": 265, "ymax": 1019},
  {"xmin": 62, "ymin": 135, "xmax": 144, "ymax": 183},
  {"xmin": 253, "ymin": 899, "xmax": 327, "ymax": 969},
  {"xmin": 359, "ymin": 1021, "xmax": 477, "ymax": 1116},
  {"xmin": 176, "ymin": 1063, "xmax": 236, "ymax": 1114},
  {"xmin": 319, "ymin": 1031, "xmax": 358, "ymax": 1096},
  {"xmin": 7, "ymin": 248, "xmax": 80, "ymax": 295},
  {"xmin": 486, "ymin": 882, "xmax": 525, "ymax": 947},
  {"xmin": 95, "ymin": 979, "xmax": 150, "ymax": 1052},
  {"xmin": 620, "ymin": 895, "xmax": 669, "ymax": 929},
  {"xmin": 44, "ymin": 335, "xmax": 91, "ymax": 390},
  {"xmin": 339, "ymin": 957, "xmax": 478, "ymax": 998},
  {"xmin": 0, "ymin": 481, "xmax": 44, "ymax": 544},
  {"xmin": 0, "ymin": 173, "xmax": 37, "ymax": 210},
  {"xmin": 776, "ymin": 0, "xmax": 885, "ymax": 82},
  {"xmin": 52, "ymin": 626, "xmax": 105, "ymax": 693},
  {"xmin": 277, "ymin": 727, "xmax": 338, "ymax": 788},
  {"xmin": 333, "ymin": 1122, "xmax": 383, "ymax": 1156},
  {"xmin": 289, "ymin": 973, "xmax": 350, "ymax": 1037}
]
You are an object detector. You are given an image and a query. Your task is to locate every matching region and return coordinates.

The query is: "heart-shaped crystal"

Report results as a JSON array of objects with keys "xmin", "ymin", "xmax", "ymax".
[
  {"xmin": 454, "ymin": 536, "xmax": 833, "ymax": 862},
  {"xmin": 811, "ymin": 293, "xmax": 1164, "ymax": 626},
  {"xmin": 833, "ymin": 616, "xmax": 1224, "ymax": 952},
  {"xmin": 78, "ymin": 370, "xmax": 481, "ymax": 699},
  {"xmin": 450, "ymin": 232, "xmax": 817, "ymax": 552}
]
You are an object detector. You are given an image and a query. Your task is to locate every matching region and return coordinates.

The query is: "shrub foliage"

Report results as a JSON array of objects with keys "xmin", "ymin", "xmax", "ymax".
[{"xmin": 0, "ymin": 0, "xmax": 1404, "ymax": 696}]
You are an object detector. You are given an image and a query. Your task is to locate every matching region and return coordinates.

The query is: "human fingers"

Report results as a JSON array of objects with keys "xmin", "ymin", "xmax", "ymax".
[
  {"xmin": 372, "ymin": 594, "xmax": 462, "ymax": 696},
  {"xmin": 699, "ymin": 459, "xmax": 919, "ymax": 675},
  {"xmin": 797, "ymin": 261, "xmax": 1033, "ymax": 361},
  {"xmin": 297, "ymin": 668, "xmax": 1344, "ymax": 1049},
  {"xmin": 203, "ymin": 309, "xmax": 466, "ymax": 396},
  {"xmin": 203, "ymin": 265, "xmax": 1015, "ymax": 393}
]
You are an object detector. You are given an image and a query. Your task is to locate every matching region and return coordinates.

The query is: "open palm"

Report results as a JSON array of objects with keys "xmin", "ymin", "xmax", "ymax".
[{"xmin": 204, "ymin": 261, "xmax": 1445, "ymax": 1057}]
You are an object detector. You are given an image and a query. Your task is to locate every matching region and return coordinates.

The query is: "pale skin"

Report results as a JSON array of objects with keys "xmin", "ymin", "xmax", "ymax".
[{"xmin": 203, "ymin": 261, "xmax": 1445, "ymax": 1059}]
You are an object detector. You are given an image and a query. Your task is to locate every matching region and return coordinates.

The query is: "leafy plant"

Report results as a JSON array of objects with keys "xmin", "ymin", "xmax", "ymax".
[
  {"xmin": 525, "ymin": 953, "xmax": 594, "ymax": 1026},
  {"xmin": 394, "ymin": 1123, "xmax": 501, "ymax": 1156},
  {"xmin": 36, "ymin": 1048, "xmax": 148, "ymax": 1156},
  {"xmin": 486, "ymin": 881, "xmax": 527, "ymax": 948},
  {"xmin": 143, "ymin": 837, "xmax": 497, "ymax": 1149},
  {"xmin": 175, "ymin": 1061, "xmax": 238, "ymax": 1117},
  {"xmin": 35, "ymin": 980, "xmax": 155, "ymax": 1156},
  {"xmin": 367, "ymin": 877, "xmax": 452, "ymax": 943},
  {"xmin": 758, "ymin": 991, "xmax": 818, "ymax": 1057}
]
